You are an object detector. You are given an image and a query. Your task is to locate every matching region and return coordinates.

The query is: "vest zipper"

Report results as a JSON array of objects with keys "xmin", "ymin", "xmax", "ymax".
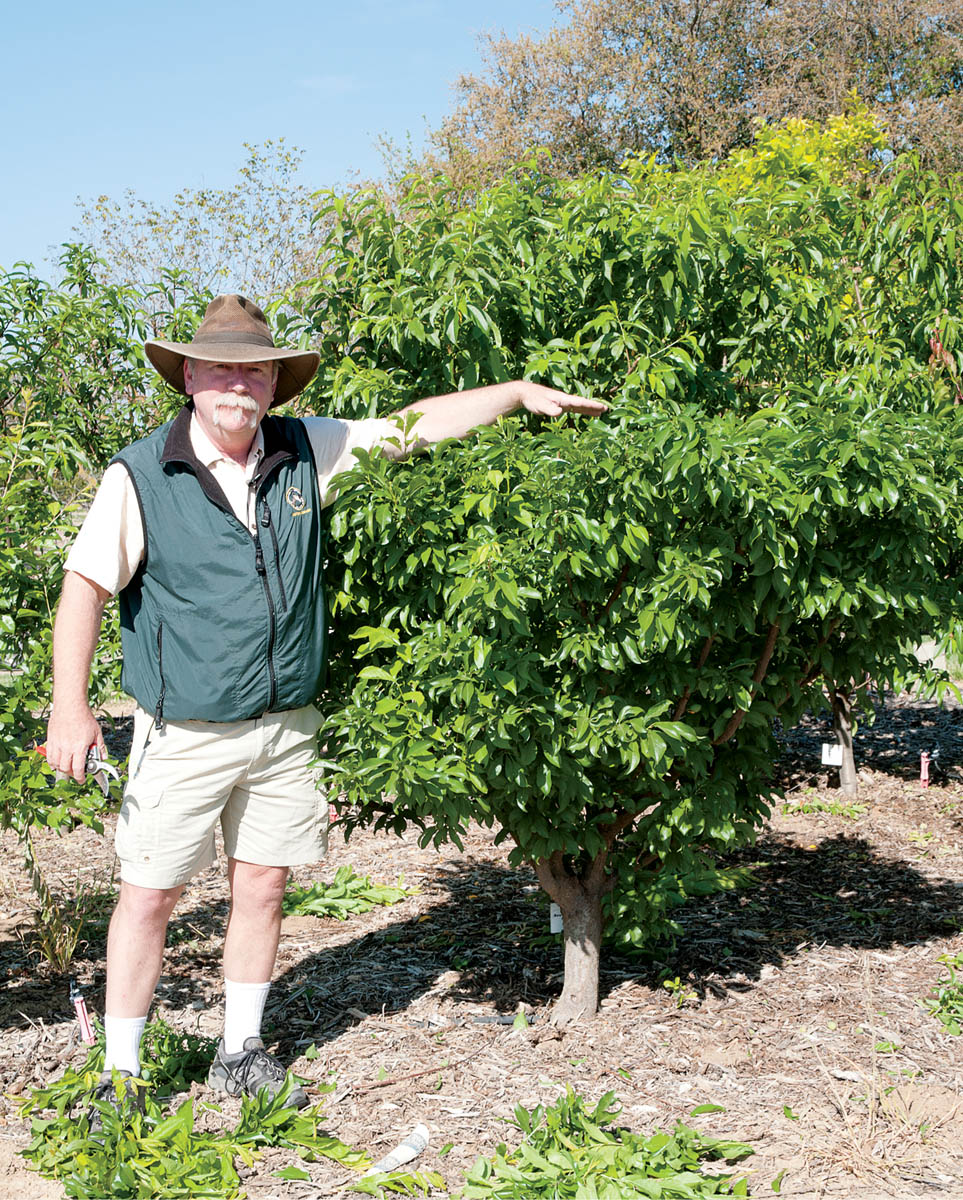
[
  {"xmin": 253, "ymin": 529, "xmax": 278, "ymax": 710},
  {"xmin": 261, "ymin": 500, "xmax": 289, "ymax": 612},
  {"xmin": 153, "ymin": 623, "xmax": 166, "ymax": 730}
]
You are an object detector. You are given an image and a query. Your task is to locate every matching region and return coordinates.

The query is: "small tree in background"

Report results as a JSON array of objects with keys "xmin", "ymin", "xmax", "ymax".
[
  {"xmin": 73, "ymin": 140, "xmax": 326, "ymax": 302},
  {"xmin": 0, "ymin": 251, "xmax": 204, "ymax": 849}
]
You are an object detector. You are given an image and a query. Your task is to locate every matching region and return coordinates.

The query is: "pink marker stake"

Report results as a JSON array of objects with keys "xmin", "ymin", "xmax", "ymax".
[
  {"xmin": 920, "ymin": 751, "xmax": 930, "ymax": 788},
  {"xmin": 70, "ymin": 981, "xmax": 96, "ymax": 1045}
]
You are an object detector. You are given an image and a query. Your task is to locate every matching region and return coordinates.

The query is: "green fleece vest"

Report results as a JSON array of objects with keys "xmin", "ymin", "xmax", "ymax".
[{"xmin": 114, "ymin": 404, "xmax": 326, "ymax": 724}]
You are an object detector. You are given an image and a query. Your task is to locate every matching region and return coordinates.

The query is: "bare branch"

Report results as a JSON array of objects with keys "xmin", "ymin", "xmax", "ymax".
[
  {"xmin": 600, "ymin": 561, "xmax": 631, "ymax": 620},
  {"xmin": 672, "ymin": 633, "xmax": 717, "ymax": 720},
  {"xmin": 712, "ymin": 621, "xmax": 780, "ymax": 745}
]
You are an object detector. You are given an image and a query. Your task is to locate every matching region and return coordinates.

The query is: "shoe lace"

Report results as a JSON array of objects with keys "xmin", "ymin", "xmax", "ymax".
[
  {"xmin": 88, "ymin": 1074, "xmax": 143, "ymax": 1122},
  {"xmin": 234, "ymin": 1046, "xmax": 286, "ymax": 1089},
  {"xmin": 93, "ymin": 1074, "xmax": 133, "ymax": 1101}
]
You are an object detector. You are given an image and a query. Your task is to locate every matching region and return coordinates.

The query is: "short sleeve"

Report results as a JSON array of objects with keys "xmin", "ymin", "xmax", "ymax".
[
  {"xmin": 301, "ymin": 416, "xmax": 405, "ymax": 507},
  {"xmin": 64, "ymin": 462, "xmax": 146, "ymax": 596}
]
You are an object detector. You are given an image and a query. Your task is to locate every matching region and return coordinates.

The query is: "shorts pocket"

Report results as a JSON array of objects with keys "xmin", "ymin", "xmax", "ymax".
[{"xmin": 115, "ymin": 787, "xmax": 164, "ymax": 868}]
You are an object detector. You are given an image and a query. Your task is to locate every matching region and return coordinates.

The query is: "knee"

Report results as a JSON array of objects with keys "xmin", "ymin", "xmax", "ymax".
[
  {"xmin": 230, "ymin": 862, "xmax": 289, "ymax": 915},
  {"xmin": 117, "ymin": 882, "xmax": 182, "ymax": 927}
]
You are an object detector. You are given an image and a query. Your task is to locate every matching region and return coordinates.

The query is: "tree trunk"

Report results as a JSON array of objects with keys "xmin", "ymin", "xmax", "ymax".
[
  {"xmin": 832, "ymin": 687, "xmax": 858, "ymax": 794},
  {"xmin": 535, "ymin": 854, "xmax": 606, "ymax": 1025}
]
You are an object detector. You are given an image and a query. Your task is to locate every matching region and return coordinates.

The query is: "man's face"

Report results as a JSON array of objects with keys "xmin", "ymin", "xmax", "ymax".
[{"xmin": 184, "ymin": 358, "xmax": 278, "ymax": 440}]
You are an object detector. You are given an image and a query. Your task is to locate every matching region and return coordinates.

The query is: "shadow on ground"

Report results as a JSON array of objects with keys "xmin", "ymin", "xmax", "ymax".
[
  {"xmin": 260, "ymin": 830, "xmax": 963, "ymax": 1056},
  {"xmin": 2, "ymin": 828, "xmax": 960, "ymax": 1045}
]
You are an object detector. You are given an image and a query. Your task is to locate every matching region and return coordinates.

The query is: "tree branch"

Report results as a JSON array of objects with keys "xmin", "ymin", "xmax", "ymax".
[
  {"xmin": 672, "ymin": 633, "xmax": 716, "ymax": 720},
  {"xmin": 712, "ymin": 621, "xmax": 780, "ymax": 745},
  {"xmin": 600, "ymin": 561, "xmax": 630, "ymax": 620},
  {"xmin": 601, "ymin": 808, "xmax": 637, "ymax": 848},
  {"xmin": 775, "ymin": 618, "xmax": 840, "ymax": 711},
  {"xmin": 585, "ymin": 809, "xmax": 639, "ymax": 894}
]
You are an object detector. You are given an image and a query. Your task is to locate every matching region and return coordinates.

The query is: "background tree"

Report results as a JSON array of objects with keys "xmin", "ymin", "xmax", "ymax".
[
  {"xmin": 0, "ymin": 250, "xmax": 205, "ymax": 846},
  {"xmin": 409, "ymin": 0, "xmax": 963, "ymax": 187},
  {"xmin": 72, "ymin": 140, "xmax": 326, "ymax": 302}
]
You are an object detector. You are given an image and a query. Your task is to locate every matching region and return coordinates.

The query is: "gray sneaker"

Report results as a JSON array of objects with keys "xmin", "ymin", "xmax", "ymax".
[
  {"xmin": 207, "ymin": 1037, "xmax": 307, "ymax": 1109},
  {"xmin": 86, "ymin": 1069, "xmax": 147, "ymax": 1132}
]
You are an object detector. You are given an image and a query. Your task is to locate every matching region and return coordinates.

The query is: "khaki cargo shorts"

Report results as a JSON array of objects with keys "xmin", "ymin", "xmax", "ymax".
[{"xmin": 115, "ymin": 704, "xmax": 328, "ymax": 889}]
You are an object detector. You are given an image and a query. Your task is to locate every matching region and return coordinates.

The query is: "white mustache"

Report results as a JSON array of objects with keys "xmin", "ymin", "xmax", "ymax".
[{"xmin": 213, "ymin": 395, "xmax": 259, "ymax": 428}]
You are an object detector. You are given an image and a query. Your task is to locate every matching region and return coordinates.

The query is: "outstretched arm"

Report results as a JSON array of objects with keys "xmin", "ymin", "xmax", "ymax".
[
  {"xmin": 46, "ymin": 570, "xmax": 110, "ymax": 782},
  {"xmin": 391, "ymin": 380, "xmax": 607, "ymax": 449}
]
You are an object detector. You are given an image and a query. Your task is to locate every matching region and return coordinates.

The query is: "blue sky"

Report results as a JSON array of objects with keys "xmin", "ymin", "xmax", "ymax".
[{"xmin": 2, "ymin": 0, "xmax": 562, "ymax": 276}]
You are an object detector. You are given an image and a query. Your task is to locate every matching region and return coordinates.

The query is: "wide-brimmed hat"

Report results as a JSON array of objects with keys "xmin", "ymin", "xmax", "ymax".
[{"xmin": 144, "ymin": 294, "xmax": 320, "ymax": 407}]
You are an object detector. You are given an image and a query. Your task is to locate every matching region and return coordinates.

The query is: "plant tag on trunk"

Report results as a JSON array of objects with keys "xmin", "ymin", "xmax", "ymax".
[
  {"xmin": 822, "ymin": 742, "xmax": 844, "ymax": 766},
  {"xmin": 549, "ymin": 902, "xmax": 563, "ymax": 933}
]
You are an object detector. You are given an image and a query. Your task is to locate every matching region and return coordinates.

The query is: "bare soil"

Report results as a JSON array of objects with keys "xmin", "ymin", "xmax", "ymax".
[{"xmin": 2, "ymin": 693, "xmax": 963, "ymax": 1198}]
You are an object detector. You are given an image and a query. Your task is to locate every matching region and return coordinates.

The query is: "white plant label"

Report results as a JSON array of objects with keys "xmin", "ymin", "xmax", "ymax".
[
  {"xmin": 550, "ymin": 902, "xmax": 564, "ymax": 933},
  {"xmin": 821, "ymin": 742, "xmax": 844, "ymax": 766}
]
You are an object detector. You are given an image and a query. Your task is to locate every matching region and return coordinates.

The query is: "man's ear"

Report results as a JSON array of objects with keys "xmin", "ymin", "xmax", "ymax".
[{"xmin": 183, "ymin": 358, "xmax": 194, "ymax": 395}]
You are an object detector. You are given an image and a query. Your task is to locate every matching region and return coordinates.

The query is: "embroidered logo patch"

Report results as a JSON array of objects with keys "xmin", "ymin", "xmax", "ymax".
[{"xmin": 285, "ymin": 486, "xmax": 311, "ymax": 516}]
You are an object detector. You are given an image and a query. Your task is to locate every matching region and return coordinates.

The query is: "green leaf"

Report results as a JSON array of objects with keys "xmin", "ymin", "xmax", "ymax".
[{"xmin": 275, "ymin": 1165, "xmax": 311, "ymax": 1180}]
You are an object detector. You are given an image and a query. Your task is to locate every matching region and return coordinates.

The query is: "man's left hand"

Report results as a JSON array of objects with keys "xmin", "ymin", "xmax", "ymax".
[{"xmin": 518, "ymin": 381, "xmax": 609, "ymax": 418}]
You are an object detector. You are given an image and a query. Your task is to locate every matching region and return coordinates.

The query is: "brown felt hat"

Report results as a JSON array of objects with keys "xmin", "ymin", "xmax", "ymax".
[{"xmin": 145, "ymin": 294, "xmax": 320, "ymax": 407}]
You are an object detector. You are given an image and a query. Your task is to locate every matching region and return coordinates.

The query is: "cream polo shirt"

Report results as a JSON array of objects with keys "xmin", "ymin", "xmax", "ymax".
[{"xmin": 66, "ymin": 413, "xmax": 399, "ymax": 597}]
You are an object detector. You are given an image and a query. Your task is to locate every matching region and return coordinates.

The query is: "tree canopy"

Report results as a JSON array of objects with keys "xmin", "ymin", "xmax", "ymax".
[
  {"xmin": 414, "ymin": 0, "xmax": 963, "ymax": 185},
  {"xmin": 72, "ymin": 141, "xmax": 325, "ymax": 301},
  {"xmin": 303, "ymin": 120, "xmax": 963, "ymax": 1018}
]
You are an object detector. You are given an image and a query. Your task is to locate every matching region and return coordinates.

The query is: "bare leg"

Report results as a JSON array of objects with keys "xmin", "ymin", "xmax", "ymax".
[
  {"xmin": 105, "ymin": 881, "xmax": 184, "ymax": 1016},
  {"xmin": 223, "ymin": 859, "xmax": 289, "ymax": 983}
]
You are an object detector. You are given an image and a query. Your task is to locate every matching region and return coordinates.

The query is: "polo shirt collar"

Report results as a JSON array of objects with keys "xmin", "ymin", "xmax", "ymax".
[{"xmin": 189, "ymin": 411, "xmax": 264, "ymax": 472}]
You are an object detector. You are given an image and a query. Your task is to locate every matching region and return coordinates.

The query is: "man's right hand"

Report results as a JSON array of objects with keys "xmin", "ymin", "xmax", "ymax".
[
  {"xmin": 48, "ymin": 570, "xmax": 112, "ymax": 784},
  {"xmin": 46, "ymin": 704, "xmax": 106, "ymax": 784}
]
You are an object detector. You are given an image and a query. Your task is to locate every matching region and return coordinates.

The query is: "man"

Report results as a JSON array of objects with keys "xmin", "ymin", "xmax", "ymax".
[{"xmin": 45, "ymin": 294, "xmax": 604, "ymax": 1116}]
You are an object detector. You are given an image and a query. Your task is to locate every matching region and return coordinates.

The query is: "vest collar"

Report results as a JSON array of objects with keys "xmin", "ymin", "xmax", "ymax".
[{"xmin": 159, "ymin": 403, "xmax": 297, "ymax": 509}]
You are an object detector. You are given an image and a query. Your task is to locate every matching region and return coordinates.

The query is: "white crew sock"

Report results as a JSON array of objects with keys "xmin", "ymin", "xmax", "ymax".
[
  {"xmin": 103, "ymin": 1014, "xmax": 148, "ymax": 1076},
  {"xmin": 223, "ymin": 979, "xmax": 271, "ymax": 1054}
]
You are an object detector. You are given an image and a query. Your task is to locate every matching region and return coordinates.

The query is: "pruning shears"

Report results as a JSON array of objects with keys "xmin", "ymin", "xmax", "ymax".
[{"xmin": 35, "ymin": 744, "xmax": 120, "ymax": 797}]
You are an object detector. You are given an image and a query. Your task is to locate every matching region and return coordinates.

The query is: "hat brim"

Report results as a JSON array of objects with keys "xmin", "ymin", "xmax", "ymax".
[{"xmin": 145, "ymin": 339, "xmax": 321, "ymax": 407}]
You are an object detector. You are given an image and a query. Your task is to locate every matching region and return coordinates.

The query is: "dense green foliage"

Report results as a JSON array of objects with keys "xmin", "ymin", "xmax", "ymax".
[
  {"xmin": 318, "ymin": 400, "xmax": 963, "ymax": 966},
  {"xmin": 2, "ymin": 115, "xmax": 963, "ymax": 1017},
  {"xmin": 18, "ymin": 1020, "xmax": 371, "ymax": 1199},
  {"xmin": 461, "ymin": 1088, "xmax": 753, "ymax": 1198},
  {"xmin": 304, "ymin": 124, "xmax": 963, "ymax": 1014},
  {"xmin": 310, "ymin": 122, "xmax": 961, "ymax": 419}
]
